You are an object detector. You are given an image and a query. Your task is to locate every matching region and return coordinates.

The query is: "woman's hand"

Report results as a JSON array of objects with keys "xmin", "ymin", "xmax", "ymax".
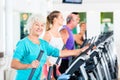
[
  {"xmin": 75, "ymin": 45, "xmax": 89, "ymax": 56},
  {"xmin": 81, "ymin": 45, "xmax": 89, "ymax": 52},
  {"xmin": 29, "ymin": 60, "xmax": 40, "ymax": 68}
]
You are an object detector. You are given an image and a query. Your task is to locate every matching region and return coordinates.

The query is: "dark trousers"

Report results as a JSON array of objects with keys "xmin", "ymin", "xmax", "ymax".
[{"xmin": 59, "ymin": 59, "xmax": 69, "ymax": 73}]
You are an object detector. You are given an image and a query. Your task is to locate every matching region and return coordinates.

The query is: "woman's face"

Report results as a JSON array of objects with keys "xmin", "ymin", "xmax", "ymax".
[
  {"xmin": 30, "ymin": 21, "xmax": 45, "ymax": 36},
  {"xmin": 81, "ymin": 23, "xmax": 86, "ymax": 31},
  {"xmin": 55, "ymin": 13, "xmax": 64, "ymax": 26}
]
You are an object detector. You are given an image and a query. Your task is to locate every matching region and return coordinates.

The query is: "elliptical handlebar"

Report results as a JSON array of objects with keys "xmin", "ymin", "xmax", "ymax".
[{"xmin": 28, "ymin": 50, "xmax": 44, "ymax": 80}]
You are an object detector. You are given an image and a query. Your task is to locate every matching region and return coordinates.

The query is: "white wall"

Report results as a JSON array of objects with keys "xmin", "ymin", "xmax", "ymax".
[{"xmin": 114, "ymin": 11, "xmax": 120, "ymax": 60}]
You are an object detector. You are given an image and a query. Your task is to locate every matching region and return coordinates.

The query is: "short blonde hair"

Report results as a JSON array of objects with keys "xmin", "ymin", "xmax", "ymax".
[{"xmin": 26, "ymin": 14, "xmax": 46, "ymax": 33}]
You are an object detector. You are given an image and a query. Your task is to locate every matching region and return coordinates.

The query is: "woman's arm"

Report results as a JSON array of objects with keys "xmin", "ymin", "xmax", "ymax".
[
  {"xmin": 11, "ymin": 59, "xmax": 39, "ymax": 70},
  {"xmin": 59, "ymin": 46, "xmax": 89, "ymax": 58}
]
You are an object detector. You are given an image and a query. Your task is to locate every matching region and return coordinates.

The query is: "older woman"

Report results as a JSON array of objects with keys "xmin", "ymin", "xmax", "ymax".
[{"xmin": 11, "ymin": 14, "xmax": 88, "ymax": 80}]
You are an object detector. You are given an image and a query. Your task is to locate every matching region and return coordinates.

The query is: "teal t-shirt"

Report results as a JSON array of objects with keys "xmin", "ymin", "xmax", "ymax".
[{"xmin": 13, "ymin": 37, "xmax": 60, "ymax": 80}]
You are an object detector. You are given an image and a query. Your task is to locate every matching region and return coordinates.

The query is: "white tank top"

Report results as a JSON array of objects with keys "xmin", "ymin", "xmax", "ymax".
[{"xmin": 48, "ymin": 31, "xmax": 64, "ymax": 65}]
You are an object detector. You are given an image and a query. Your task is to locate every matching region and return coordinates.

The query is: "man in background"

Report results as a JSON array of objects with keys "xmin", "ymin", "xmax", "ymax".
[{"xmin": 59, "ymin": 12, "xmax": 80, "ymax": 73}]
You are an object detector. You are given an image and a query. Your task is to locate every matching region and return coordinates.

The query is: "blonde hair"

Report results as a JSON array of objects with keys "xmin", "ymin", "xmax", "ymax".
[{"xmin": 26, "ymin": 14, "xmax": 46, "ymax": 34}]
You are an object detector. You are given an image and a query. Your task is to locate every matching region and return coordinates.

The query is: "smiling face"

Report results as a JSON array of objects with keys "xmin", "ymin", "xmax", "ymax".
[{"xmin": 30, "ymin": 21, "xmax": 45, "ymax": 37}]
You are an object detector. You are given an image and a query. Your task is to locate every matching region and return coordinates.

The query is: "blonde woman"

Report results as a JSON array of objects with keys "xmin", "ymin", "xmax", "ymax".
[{"xmin": 43, "ymin": 10, "xmax": 64, "ymax": 79}]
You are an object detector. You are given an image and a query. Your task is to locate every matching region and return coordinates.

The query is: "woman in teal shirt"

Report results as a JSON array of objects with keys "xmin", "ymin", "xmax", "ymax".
[{"xmin": 11, "ymin": 14, "xmax": 88, "ymax": 80}]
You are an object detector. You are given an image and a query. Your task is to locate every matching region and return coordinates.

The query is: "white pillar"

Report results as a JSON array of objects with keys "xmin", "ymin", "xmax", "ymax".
[
  {"xmin": 114, "ymin": 11, "xmax": 120, "ymax": 65},
  {"xmin": 5, "ymin": 0, "xmax": 13, "ymax": 67},
  {"xmin": 0, "ymin": 1, "xmax": 6, "ymax": 80},
  {"xmin": 0, "ymin": 0, "xmax": 5, "ymax": 53},
  {"xmin": 87, "ymin": 11, "xmax": 100, "ymax": 38}
]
